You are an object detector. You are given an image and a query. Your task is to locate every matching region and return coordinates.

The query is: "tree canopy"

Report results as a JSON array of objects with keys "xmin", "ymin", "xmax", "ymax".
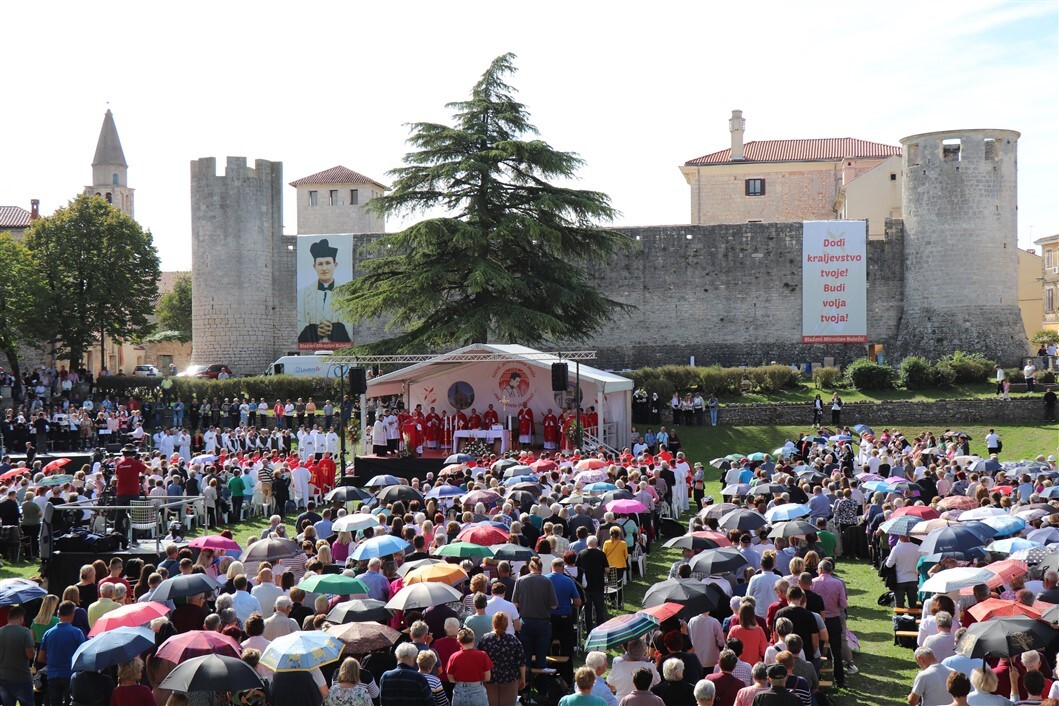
[
  {"xmin": 24, "ymin": 194, "xmax": 161, "ymax": 367},
  {"xmin": 335, "ymin": 52, "xmax": 633, "ymax": 354},
  {"xmin": 0, "ymin": 233, "xmax": 42, "ymax": 380},
  {"xmin": 156, "ymin": 272, "xmax": 193, "ymax": 341}
]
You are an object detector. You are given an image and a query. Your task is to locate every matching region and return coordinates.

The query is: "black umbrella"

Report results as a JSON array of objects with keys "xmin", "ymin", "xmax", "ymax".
[
  {"xmin": 150, "ymin": 574, "xmax": 221, "ymax": 602},
  {"xmin": 602, "ymin": 490, "xmax": 635, "ymax": 504},
  {"xmin": 160, "ymin": 654, "xmax": 263, "ymax": 693},
  {"xmin": 658, "ymin": 518, "xmax": 688, "ymax": 540},
  {"xmin": 767, "ymin": 520, "xmax": 817, "ymax": 539},
  {"xmin": 956, "ymin": 617, "xmax": 1057, "ymax": 658},
  {"xmin": 642, "ymin": 579, "xmax": 718, "ymax": 619},
  {"xmin": 492, "ymin": 459, "xmax": 520, "ymax": 473},
  {"xmin": 326, "ymin": 486, "xmax": 373, "ymax": 503},
  {"xmin": 508, "ymin": 482, "xmax": 542, "ymax": 496},
  {"xmin": 559, "ymin": 494, "xmax": 603, "ymax": 506},
  {"xmin": 689, "ymin": 548, "xmax": 751, "ymax": 576},
  {"xmin": 703, "ymin": 503, "xmax": 738, "ymax": 520},
  {"xmin": 751, "ymin": 483, "xmax": 787, "ymax": 496},
  {"xmin": 375, "ymin": 485, "xmax": 425, "ymax": 505},
  {"xmin": 663, "ymin": 535, "xmax": 720, "ymax": 552},
  {"xmin": 491, "ymin": 543, "xmax": 538, "ymax": 561},
  {"xmin": 240, "ymin": 538, "xmax": 302, "ymax": 564},
  {"xmin": 505, "ymin": 491, "xmax": 537, "ymax": 508},
  {"xmin": 718, "ymin": 509, "xmax": 768, "ymax": 532},
  {"xmin": 326, "ymin": 598, "xmax": 393, "ymax": 624}
]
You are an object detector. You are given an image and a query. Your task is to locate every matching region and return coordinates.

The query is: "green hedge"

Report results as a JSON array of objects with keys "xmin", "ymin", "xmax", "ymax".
[
  {"xmin": 629, "ymin": 364, "xmax": 800, "ymax": 399},
  {"xmin": 843, "ymin": 359, "xmax": 896, "ymax": 391},
  {"xmin": 813, "ymin": 367, "xmax": 843, "ymax": 390},
  {"xmin": 938, "ymin": 351, "xmax": 997, "ymax": 384},
  {"xmin": 898, "ymin": 356, "xmax": 934, "ymax": 389},
  {"xmin": 96, "ymin": 375, "xmax": 343, "ymax": 402}
]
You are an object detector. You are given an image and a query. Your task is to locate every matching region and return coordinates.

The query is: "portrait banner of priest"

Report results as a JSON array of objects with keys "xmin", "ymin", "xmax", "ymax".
[{"xmin": 297, "ymin": 235, "xmax": 354, "ymax": 350}]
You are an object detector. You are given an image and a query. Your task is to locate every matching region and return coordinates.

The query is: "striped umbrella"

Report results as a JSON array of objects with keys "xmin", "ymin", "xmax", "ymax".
[
  {"xmin": 584, "ymin": 612, "xmax": 660, "ymax": 651},
  {"xmin": 937, "ymin": 495, "xmax": 982, "ymax": 512},
  {"xmin": 880, "ymin": 516, "xmax": 924, "ymax": 536}
]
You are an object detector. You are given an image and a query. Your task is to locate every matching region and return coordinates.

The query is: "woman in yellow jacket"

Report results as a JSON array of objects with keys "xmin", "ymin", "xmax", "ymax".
[{"xmin": 602, "ymin": 525, "xmax": 629, "ymax": 581}]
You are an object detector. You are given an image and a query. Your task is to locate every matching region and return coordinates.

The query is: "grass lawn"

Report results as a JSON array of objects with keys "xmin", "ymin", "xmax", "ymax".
[{"xmin": 727, "ymin": 382, "xmax": 1042, "ymax": 405}]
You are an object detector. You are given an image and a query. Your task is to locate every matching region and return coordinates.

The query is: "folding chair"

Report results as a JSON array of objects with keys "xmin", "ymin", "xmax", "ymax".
[
  {"xmin": 130, "ymin": 500, "xmax": 160, "ymax": 540},
  {"xmin": 604, "ymin": 571, "xmax": 624, "ymax": 609}
]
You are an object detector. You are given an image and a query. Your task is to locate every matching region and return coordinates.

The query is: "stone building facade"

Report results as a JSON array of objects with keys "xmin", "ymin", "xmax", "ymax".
[
  {"xmin": 1038, "ymin": 233, "xmax": 1059, "ymax": 332},
  {"xmin": 290, "ymin": 165, "xmax": 386, "ymax": 235}
]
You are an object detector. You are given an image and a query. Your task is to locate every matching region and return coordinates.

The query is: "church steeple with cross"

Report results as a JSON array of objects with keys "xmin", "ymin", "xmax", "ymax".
[{"xmin": 84, "ymin": 109, "xmax": 134, "ymax": 217}]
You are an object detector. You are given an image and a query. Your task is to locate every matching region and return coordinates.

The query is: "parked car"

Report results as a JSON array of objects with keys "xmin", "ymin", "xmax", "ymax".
[
  {"xmin": 178, "ymin": 364, "xmax": 233, "ymax": 379},
  {"xmin": 132, "ymin": 365, "xmax": 160, "ymax": 377}
]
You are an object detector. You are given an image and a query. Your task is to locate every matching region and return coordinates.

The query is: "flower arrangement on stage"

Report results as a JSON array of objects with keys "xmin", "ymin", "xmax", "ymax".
[{"xmin": 460, "ymin": 440, "xmax": 492, "ymax": 459}]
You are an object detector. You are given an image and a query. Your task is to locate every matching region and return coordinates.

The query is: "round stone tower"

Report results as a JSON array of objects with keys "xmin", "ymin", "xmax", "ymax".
[
  {"xmin": 894, "ymin": 129, "xmax": 1028, "ymax": 365},
  {"xmin": 190, "ymin": 157, "xmax": 285, "ymax": 375}
]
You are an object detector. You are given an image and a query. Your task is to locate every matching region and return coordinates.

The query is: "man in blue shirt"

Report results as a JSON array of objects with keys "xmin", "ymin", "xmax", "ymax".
[
  {"xmin": 38, "ymin": 601, "xmax": 86, "ymax": 706},
  {"xmin": 359, "ymin": 557, "xmax": 391, "ymax": 602},
  {"xmin": 380, "ymin": 642, "xmax": 432, "ymax": 706},
  {"xmin": 548, "ymin": 557, "xmax": 582, "ymax": 681}
]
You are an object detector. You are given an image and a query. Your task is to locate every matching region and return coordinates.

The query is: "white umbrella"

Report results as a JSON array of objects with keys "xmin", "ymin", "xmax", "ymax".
[
  {"xmin": 1028, "ymin": 527, "xmax": 1059, "ymax": 544},
  {"xmin": 332, "ymin": 514, "xmax": 380, "ymax": 533},
  {"xmin": 959, "ymin": 507, "xmax": 1007, "ymax": 521},
  {"xmin": 920, "ymin": 567, "xmax": 994, "ymax": 594}
]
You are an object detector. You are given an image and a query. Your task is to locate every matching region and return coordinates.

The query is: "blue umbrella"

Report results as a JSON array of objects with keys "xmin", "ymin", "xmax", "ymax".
[
  {"xmin": 365, "ymin": 475, "xmax": 399, "ymax": 488},
  {"xmin": 350, "ymin": 535, "xmax": 410, "ymax": 561},
  {"xmin": 961, "ymin": 521, "xmax": 1000, "ymax": 541},
  {"xmin": 445, "ymin": 454, "xmax": 475, "ymax": 465},
  {"xmin": 980, "ymin": 516, "xmax": 1027, "ymax": 537},
  {"xmin": 764, "ymin": 504, "xmax": 811, "ymax": 523},
  {"xmin": 260, "ymin": 631, "xmax": 344, "ymax": 672},
  {"xmin": 987, "ymin": 537, "xmax": 1041, "ymax": 554},
  {"xmin": 970, "ymin": 458, "xmax": 1003, "ymax": 474},
  {"xmin": 425, "ymin": 485, "xmax": 463, "ymax": 499},
  {"xmin": 852, "ymin": 424, "xmax": 875, "ymax": 436},
  {"xmin": 1041, "ymin": 487, "xmax": 1059, "ymax": 499},
  {"xmin": 829, "ymin": 434, "xmax": 853, "ymax": 443},
  {"xmin": 0, "ymin": 580, "xmax": 46, "ymax": 606},
  {"xmin": 501, "ymin": 475, "xmax": 538, "ymax": 486},
  {"xmin": 862, "ymin": 481, "xmax": 893, "ymax": 493},
  {"xmin": 584, "ymin": 612, "xmax": 660, "ymax": 651},
  {"xmin": 880, "ymin": 516, "xmax": 923, "ymax": 536},
  {"xmin": 72, "ymin": 627, "xmax": 155, "ymax": 672},
  {"xmin": 747, "ymin": 452, "xmax": 769, "ymax": 462},
  {"xmin": 920, "ymin": 525, "xmax": 996, "ymax": 555},
  {"xmin": 583, "ymin": 482, "xmax": 618, "ymax": 492}
]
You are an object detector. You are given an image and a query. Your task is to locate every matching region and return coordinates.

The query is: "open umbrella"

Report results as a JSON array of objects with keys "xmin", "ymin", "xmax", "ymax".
[
  {"xmin": 501, "ymin": 475, "xmax": 537, "ymax": 487},
  {"xmin": 691, "ymin": 531, "xmax": 732, "ymax": 546},
  {"xmin": 457, "ymin": 524, "xmax": 508, "ymax": 545},
  {"xmin": 640, "ymin": 602, "xmax": 684, "ymax": 623},
  {"xmin": 937, "ymin": 496, "xmax": 980, "ymax": 512},
  {"xmin": 582, "ymin": 482, "xmax": 618, "ymax": 493},
  {"xmin": 426, "ymin": 485, "xmax": 464, "ymax": 499},
  {"xmin": 721, "ymin": 484, "xmax": 750, "ymax": 497},
  {"xmin": 956, "ymin": 617, "xmax": 1055, "ymax": 658},
  {"xmin": 920, "ymin": 567, "xmax": 994, "ymax": 594},
  {"xmin": 576, "ymin": 458, "xmax": 608, "ymax": 470},
  {"xmin": 326, "ymin": 598, "xmax": 392, "ymax": 624},
  {"xmin": 241, "ymin": 538, "xmax": 301, "ymax": 564},
  {"xmin": 584, "ymin": 613, "xmax": 659, "ymax": 651},
  {"xmin": 350, "ymin": 535, "xmax": 410, "ymax": 561},
  {"xmin": 439, "ymin": 463, "xmax": 470, "ymax": 478},
  {"xmin": 491, "ymin": 458, "xmax": 519, "ymax": 473},
  {"xmin": 718, "ymin": 509, "xmax": 767, "ymax": 532},
  {"xmin": 920, "ymin": 525, "xmax": 996, "ymax": 555},
  {"xmin": 149, "ymin": 574, "xmax": 221, "ymax": 602},
  {"xmin": 750, "ymin": 483, "xmax": 787, "ymax": 496},
  {"xmin": 72, "ymin": 627, "xmax": 155, "ymax": 672},
  {"xmin": 703, "ymin": 503, "xmax": 739, "ymax": 520},
  {"xmin": 709, "ymin": 458, "xmax": 729, "ymax": 469},
  {"xmin": 0, "ymin": 468, "xmax": 29, "ymax": 482},
  {"xmin": 435, "ymin": 542, "xmax": 494, "ymax": 559},
  {"xmin": 325, "ymin": 621, "xmax": 402, "ymax": 654},
  {"xmin": 191, "ymin": 454, "xmax": 219, "ymax": 466},
  {"xmin": 911, "ymin": 519, "xmax": 959, "ymax": 537},
  {"xmin": 331, "ymin": 514, "xmax": 380, "ymax": 533},
  {"xmin": 981, "ymin": 516, "xmax": 1027, "ymax": 538},
  {"xmin": 89, "ymin": 601, "xmax": 170, "ymax": 637},
  {"xmin": 325, "ymin": 486, "xmax": 373, "ymax": 503},
  {"xmin": 404, "ymin": 564, "xmax": 469, "ymax": 586},
  {"xmin": 689, "ymin": 548, "xmax": 750, "ymax": 576},
  {"xmin": 188, "ymin": 535, "xmax": 241, "ymax": 552},
  {"xmin": 607, "ymin": 499, "xmax": 647, "ymax": 515},
  {"xmin": 988, "ymin": 538, "xmax": 1042, "ymax": 554},
  {"xmin": 642, "ymin": 579, "xmax": 719, "ymax": 619},
  {"xmin": 530, "ymin": 459, "xmax": 558, "ymax": 473},
  {"xmin": 297, "ymin": 574, "xmax": 369, "ymax": 595},
  {"xmin": 960, "ymin": 507, "xmax": 1007, "ymax": 521},
  {"xmin": 42, "ymin": 458, "xmax": 72, "ymax": 473},
  {"xmin": 160, "ymin": 654, "xmax": 264, "ymax": 693},
  {"xmin": 970, "ymin": 458, "xmax": 1004, "ymax": 474},
  {"xmin": 36, "ymin": 474, "xmax": 74, "ymax": 487},
  {"xmin": 462, "ymin": 490, "xmax": 503, "ymax": 507},
  {"xmin": 157, "ymin": 630, "xmax": 241, "ymax": 662},
  {"xmin": 602, "ymin": 490, "xmax": 635, "ymax": 504},
  {"xmin": 892, "ymin": 506, "xmax": 941, "ymax": 521},
  {"xmin": 663, "ymin": 535, "xmax": 720, "ymax": 552},
  {"xmin": 365, "ymin": 474, "xmax": 399, "ymax": 488},
  {"xmin": 880, "ymin": 516, "xmax": 924, "ymax": 536},
  {"xmin": 764, "ymin": 504, "xmax": 810, "ymax": 523},
  {"xmin": 0, "ymin": 579, "xmax": 46, "ymax": 606},
  {"xmin": 375, "ymin": 485, "xmax": 424, "ymax": 505},
  {"xmin": 767, "ymin": 520, "xmax": 817, "ymax": 539},
  {"xmin": 490, "ymin": 543, "xmax": 538, "ymax": 561},
  {"xmin": 445, "ymin": 454, "xmax": 476, "ymax": 465},
  {"xmin": 852, "ymin": 424, "xmax": 875, "ymax": 436},
  {"xmin": 396, "ymin": 558, "xmax": 448, "ymax": 577},
  {"xmin": 260, "ymin": 631, "xmax": 344, "ymax": 672},
  {"xmin": 984, "ymin": 559, "xmax": 1030, "ymax": 585},
  {"xmin": 1029, "ymin": 528, "xmax": 1059, "ymax": 545},
  {"xmin": 508, "ymin": 482, "xmax": 542, "ymax": 496},
  {"xmin": 386, "ymin": 582, "xmax": 463, "ymax": 612}
]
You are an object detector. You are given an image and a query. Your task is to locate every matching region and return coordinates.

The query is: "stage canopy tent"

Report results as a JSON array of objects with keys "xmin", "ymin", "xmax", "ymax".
[{"xmin": 366, "ymin": 344, "xmax": 633, "ymax": 452}]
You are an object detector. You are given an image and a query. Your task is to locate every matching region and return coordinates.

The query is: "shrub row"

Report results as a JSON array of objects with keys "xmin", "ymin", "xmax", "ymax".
[
  {"xmin": 629, "ymin": 364, "xmax": 801, "ymax": 400},
  {"xmin": 95, "ymin": 375, "xmax": 344, "ymax": 402}
]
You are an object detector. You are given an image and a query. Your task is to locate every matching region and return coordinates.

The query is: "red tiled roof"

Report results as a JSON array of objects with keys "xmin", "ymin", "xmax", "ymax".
[
  {"xmin": 0, "ymin": 206, "xmax": 31, "ymax": 229},
  {"xmin": 290, "ymin": 165, "xmax": 387, "ymax": 190},
  {"xmin": 685, "ymin": 138, "xmax": 902, "ymax": 166}
]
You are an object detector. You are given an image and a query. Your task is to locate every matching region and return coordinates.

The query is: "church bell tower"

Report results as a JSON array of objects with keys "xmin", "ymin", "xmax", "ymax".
[{"xmin": 84, "ymin": 109, "xmax": 134, "ymax": 217}]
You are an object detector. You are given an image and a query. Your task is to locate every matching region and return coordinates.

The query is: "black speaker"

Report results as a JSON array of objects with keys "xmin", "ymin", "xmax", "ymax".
[
  {"xmin": 349, "ymin": 368, "xmax": 368, "ymax": 395},
  {"xmin": 551, "ymin": 363, "xmax": 568, "ymax": 392}
]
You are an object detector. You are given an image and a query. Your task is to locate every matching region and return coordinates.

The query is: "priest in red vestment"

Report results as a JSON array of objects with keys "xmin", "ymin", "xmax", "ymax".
[
  {"xmin": 441, "ymin": 410, "xmax": 453, "ymax": 449},
  {"xmin": 482, "ymin": 404, "xmax": 499, "ymax": 428},
  {"xmin": 314, "ymin": 452, "xmax": 337, "ymax": 492},
  {"xmin": 559, "ymin": 411, "xmax": 576, "ymax": 452},
  {"xmin": 466, "ymin": 408, "xmax": 483, "ymax": 430},
  {"xmin": 542, "ymin": 409, "xmax": 558, "ymax": 450},
  {"xmin": 517, "ymin": 404, "xmax": 534, "ymax": 447},
  {"xmin": 585, "ymin": 406, "xmax": 599, "ymax": 436},
  {"xmin": 401, "ymin": 416, "xmax": 420, "ymax": 457},
  {"xmin": 425, "ymin": 408, "xmax": 441, "ymax": 449}
]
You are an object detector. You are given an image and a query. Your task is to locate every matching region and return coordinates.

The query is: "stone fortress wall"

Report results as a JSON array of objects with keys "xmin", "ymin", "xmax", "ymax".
[{"xmin": 190, "ymin": 128, "xmax": 1029, "ymax": 374}]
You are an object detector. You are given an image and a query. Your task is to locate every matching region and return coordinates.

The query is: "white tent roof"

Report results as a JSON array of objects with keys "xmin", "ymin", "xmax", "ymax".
[{"xmin": 366, "ymin": 343, "xmax": 633, "ymax": 398}]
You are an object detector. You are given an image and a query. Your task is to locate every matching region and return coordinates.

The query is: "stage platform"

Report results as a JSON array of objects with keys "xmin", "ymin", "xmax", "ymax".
[{"xmin": 45, "ymin": 540, "xmax": 164, "ymax": 591}]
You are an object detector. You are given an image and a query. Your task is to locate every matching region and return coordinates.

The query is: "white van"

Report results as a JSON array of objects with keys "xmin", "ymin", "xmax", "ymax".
[{"xmin": 264, "ymin": 353, "xmax": 346, "ymax": 378}]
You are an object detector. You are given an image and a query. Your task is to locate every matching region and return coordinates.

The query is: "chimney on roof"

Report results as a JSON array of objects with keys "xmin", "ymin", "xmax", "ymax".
[
  {"xmin": 730, "ymin": 109, "xmax": 746, "ymax": 161},
  {"xmin": 30, "ymin": 199, "xmax": 39, "ymax": 221}
]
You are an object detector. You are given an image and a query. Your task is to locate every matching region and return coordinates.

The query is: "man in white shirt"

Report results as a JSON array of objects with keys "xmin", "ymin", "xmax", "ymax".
[
  {"xmin": 885, "ymin": 535, "xmax": 921, "ymax": 608},
  {"xmin": 251, "ymin": 568, "xmax": 284, "ymax": 618},
  {"xmin": 484, "ymin": 583, "xmax": 521, "ymax": 633},
  {"xmin": 263, "ymin": 596, "xmax": 301, "ymax": 639},
  {"xmin": 985, "ymin": 430, "xmax": 1001, "ymax": 456},
  {"xmin": 687, "ymin": 607, "xmax": 725, "ymax": 671},
  {"xmin": 231, "ymin": 575, "xmax": 263, "ymax": 625}
]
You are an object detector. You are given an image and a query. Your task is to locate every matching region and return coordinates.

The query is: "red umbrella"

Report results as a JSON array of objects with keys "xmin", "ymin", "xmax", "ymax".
[
  {"xmin": 691, "ymin": 531, "xmax": 732, "ymax": 547},
  {"xmin": 156, "ymin": 630, "xmax": 241, "ymax": 662},
  {"xmin": 456, "ymin": 524, "xmax": 509, "ymax": 545},
  {"xmin": 576, "ymin": 459, "xmax": 608, "ymax": 471},
  {"xmin": 42, "ymin": 458, "xmax": 71, "ymax": 474},
  {"xmin": 640, "ymin": 601, "xmax": 683, "ymax": 622},
  {"xmin": 188, "ymin": 535, "xmax": 241, "ymax": 552},
  {"xmin": 0, "ymin": 468, "xmax": 29, "ymax": 482},
  {"xmin": 88, "ymin": 601, "xmax": 170, "ymax": 637},
  {"xmin": 892, "ymin": 506, "xmax": 940, "ymax": 521},
  {"xmin": 937, "ymin": 496, "xmax": 979, "ymax": 512},
  {"xmin": 968, "ymin": 598, "xmax": 1042, "ymax": 622},
  {"xmin": 529, "ymin": 459, "xmax": 558, "ymax": 473},
  {"xmin": 985, "ymin": 559, "xmax": 1029, "ymax": 584}
]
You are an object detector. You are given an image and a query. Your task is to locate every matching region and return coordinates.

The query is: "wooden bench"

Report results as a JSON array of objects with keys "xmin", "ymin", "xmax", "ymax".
[
  {"xmin": 896, "ymin": 630, "xmax": 919, "ymax": 638},
  {"xmin": 895, "ymin": 606, "xmax": 922, "ymax": 615}
]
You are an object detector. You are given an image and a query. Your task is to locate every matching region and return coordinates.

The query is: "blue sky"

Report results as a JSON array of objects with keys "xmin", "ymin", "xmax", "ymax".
[{"xmin": 0, "ymin": 0, "xmax": 1055, "ymax": 269}]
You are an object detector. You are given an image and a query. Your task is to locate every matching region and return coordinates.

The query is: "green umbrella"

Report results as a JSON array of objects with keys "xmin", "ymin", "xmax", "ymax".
[
  {"xmin": 37, "ymin": 474, "xmax": 75, "ymax": 487},
  {"xmin": 435, "ymin": 541, "xmax": 494, "ymax": 559},
  {"xmin": 297, "ymin": 574, "xmax": 369, "ymax": 595},
  {"xmin": 747, "ymin": 452, "xmax": 769, "ymax": 461},
  {"xmin": 724, "ymin": 454, "xmax": 744, "ymax": 462}
]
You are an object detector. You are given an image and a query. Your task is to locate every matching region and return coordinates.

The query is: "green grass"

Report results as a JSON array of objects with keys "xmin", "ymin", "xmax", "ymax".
[{"xmin": 722, "ymin": 383, "xmax": 1050, "ymax": 405}]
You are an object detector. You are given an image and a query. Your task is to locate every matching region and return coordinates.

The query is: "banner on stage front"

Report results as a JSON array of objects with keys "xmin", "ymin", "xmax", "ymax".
[
  {"xmin": 802, "ymin": 220, "xmax": 867, "ymax": 344},
  {"xmin": 296, "ymin": 234, "xmax": 355, "ymax": 350}
]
